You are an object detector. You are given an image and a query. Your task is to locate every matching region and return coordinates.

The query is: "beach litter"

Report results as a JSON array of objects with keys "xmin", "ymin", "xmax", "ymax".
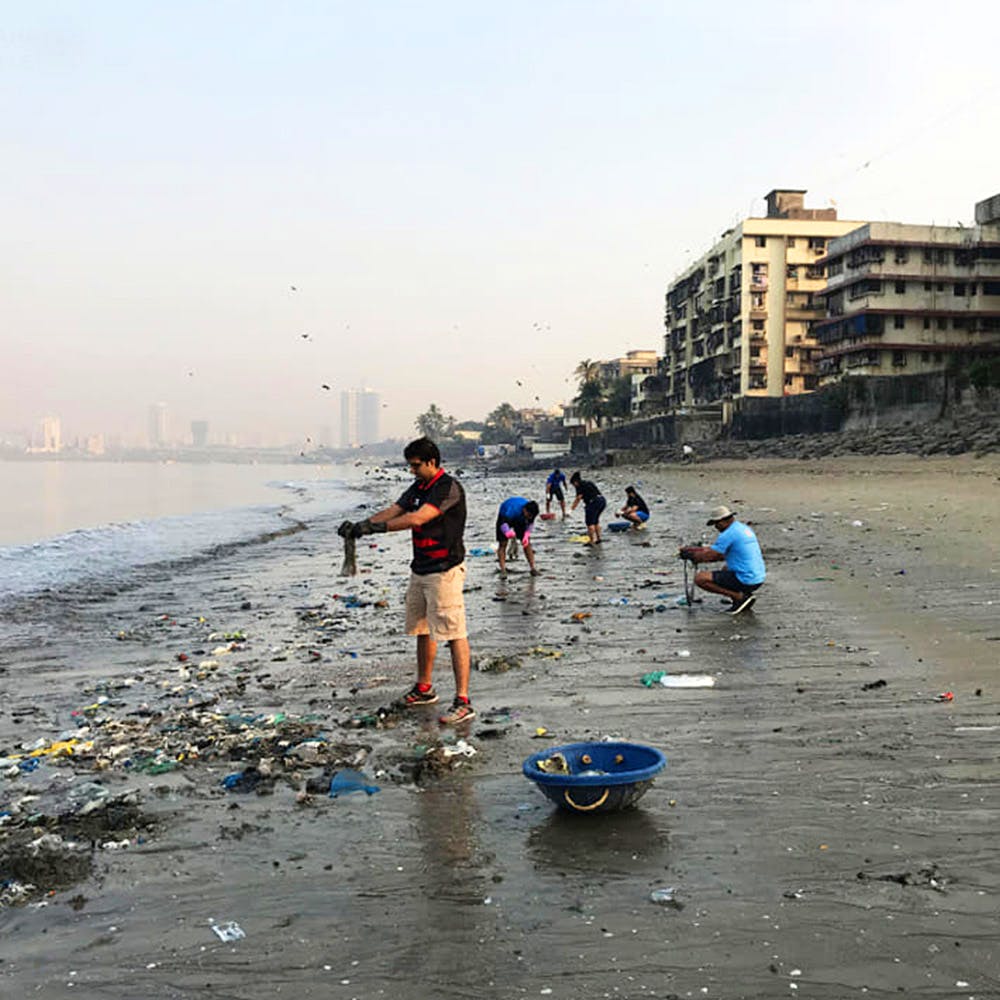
[
  {"xmin": 211, "ymin": 921, "xmax": 246, "ymax": 943},
  {"xmin": 641, "ymin": 671, "xmax": 715, "ymax": 689},
  {"xmin": 935, "ymin": 691, "xmax": 954, "ymax": 702},
  {"xmin": 328, "ymin": 769, "xmax": 380, "ymax": 798},
  {"xmin": 339, "ymin": 534, "xmax": 357, "ymax": 577},
  {"xmin": 649, "ymin": 886, "xmax": 684, "ymax": 910}
]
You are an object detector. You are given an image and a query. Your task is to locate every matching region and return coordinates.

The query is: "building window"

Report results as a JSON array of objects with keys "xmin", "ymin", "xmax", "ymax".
[
  {"xmin": 894, "ymin": 315, "xmax": 905, "ymax": 329},
  {"xmin": 937, "ymin": 318, "xmax": 947, "ymax": 330},
  {"xmin": 808, "ymin": 237, "xmax": 825, "ymax": 250},
  {"xmin": 892, "ymin": 351, "xmax": 907, "ymax": 367},
  {"xmin": 752, "ymin": 319, "xmax": 765, "ymax": 331},
  {"xmin": 787, "ymin": 265, "xmax": 798, "ymax": 279},
  {"xmin": 804, "ymin": 374, "xmax": 819, "ymax": 389},
  {"xmin": 923, "ymin": 249, "xmax": 933, "ymax": 263},
  {"xmin": 894, "ymin": 248, "xmax": 909, "ymax": 264},
  {"xmin": 936, "ymin": 249, "xmax": 947, "ymax": 264},
  {"xmin": 923, "ymin": 317, "xmax": 931, "ymax": 329},
  {"xmin": 895, "ymin": 281, "xmax": 906, "ymax": 294},
  {"xmin": 921, "ymin": 352, "xmax": 932, "ymax": 363},
  {"xmin": 784, "ymin": 374, "xmax": 794, "ymax": 386},
  {"xmin": 924, "ymin": 281, "xmax": 932, "ymax": 291},
  {"xmin": 937, "ymin": 282, "xmax": 945, "ymax": 291},
  {"xmin": 806, "ymin": 265, "xmax": 824, "ymax": 279},
  {"xmin": 933, "ymin": 352, "xmax": 943, "ymax": 363},
  {"xmin": 785, "ymin": 346, "xmax": 794, "ymax": 357},
  {"xmin": 787, "ymin": 238, "xmax": 796, "ymax": 247},
  {"xmin": 755, "ymin": 236, "xmax": 767, "ymax": 247},
  {"xmin": 954, "ymin": 283, "xmax": 966, "ymax": 296}
]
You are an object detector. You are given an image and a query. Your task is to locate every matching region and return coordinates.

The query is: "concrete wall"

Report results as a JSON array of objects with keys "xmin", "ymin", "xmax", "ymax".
[{"xmin": 575, "ymin": 371, "xmax": 997, "ymax": 453}]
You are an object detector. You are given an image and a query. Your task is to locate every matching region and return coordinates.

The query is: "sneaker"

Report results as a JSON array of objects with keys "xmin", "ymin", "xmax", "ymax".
[
  {"xmin": 728, "ymin": 593, "xmax": 757, "ymax": 616},
  {"xmin": 439, "ymin": 697, "xmax": 476, "ymax": 725},
  {"xmin": 400, "ymin": 683, "xmax": 439, "ymax": 707}
]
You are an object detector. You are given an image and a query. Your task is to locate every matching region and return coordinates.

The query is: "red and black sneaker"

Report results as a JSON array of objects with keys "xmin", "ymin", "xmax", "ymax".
[
  {"xmin": 439, "ymin": 697, "xmax": 476, "ymax": 725},
  {"xmin": 400, "ymin": 683, "xmax": 439, "ymax": 707}
]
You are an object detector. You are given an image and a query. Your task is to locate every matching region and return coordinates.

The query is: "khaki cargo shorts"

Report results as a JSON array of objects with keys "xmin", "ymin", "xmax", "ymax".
[{"xmin": 404, "ymin": 563, "xmax": 467, "ymax": 642}]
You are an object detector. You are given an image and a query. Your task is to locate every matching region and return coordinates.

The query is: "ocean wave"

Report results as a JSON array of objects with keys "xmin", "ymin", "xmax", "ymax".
[{"xmin": 0, "ymin": 478, "xmax": 364, "ymax": 606}]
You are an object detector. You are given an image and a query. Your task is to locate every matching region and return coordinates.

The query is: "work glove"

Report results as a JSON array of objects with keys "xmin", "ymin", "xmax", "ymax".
[
  {"xmin": 502, "ymin": 527, "xmax": 516, "ymax": 540},
  {"xmin": 350, "ymin": 518, "xmax": 387, "ymax": 539},
  {"xmin": 338, "ymin": 520, "xmax": 354, "ymax": 538}
]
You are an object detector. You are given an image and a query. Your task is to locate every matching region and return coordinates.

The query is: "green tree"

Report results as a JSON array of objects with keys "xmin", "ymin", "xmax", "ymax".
[
  {"xmin": 574, "ymin": 359, "xmax": 601, "ymax": 387},
  {"xmin": 414, "ymin": 404, "xmax": 455, "ymax": 441},
  {"xmin": 482, "ymin": 401, "xmax": 520, "ymax": 444},
  {"xmin": 575, "ymin": 379, "xmax": 606, "ymax": 431},
  {"xmin": 606, "ymin": 375, "xmax": 633, "ymax": 420}
]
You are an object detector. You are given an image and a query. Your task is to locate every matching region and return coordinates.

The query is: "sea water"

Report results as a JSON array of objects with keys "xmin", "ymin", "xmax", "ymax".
[{"xmin": 0, "ymin": 461, "xmax": 377, "ymax": 605}]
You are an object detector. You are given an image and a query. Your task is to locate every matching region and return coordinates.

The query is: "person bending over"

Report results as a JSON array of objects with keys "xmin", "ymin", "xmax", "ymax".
[
  {"xmin": 679, "ymin": 505, "xmax": 765, "ymax": 616},
  {"xmin": 496, "ymin": 497, "xmax": 540, "ymax": 577},
  {"xmin": 618, "ymin": 485, "xmax": 650, "ymax": 529},
  {"xmin": 569, "ymin": 472, "xmax": 606, "ymax": 545},
  {"xmin": 338, "ymin": 436, "xmax": 474, "ymax": 724}
]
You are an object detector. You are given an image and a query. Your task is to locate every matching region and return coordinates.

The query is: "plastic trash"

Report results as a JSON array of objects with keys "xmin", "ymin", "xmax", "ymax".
[
  {"xmin": 329, "ymin": 769, "xmax": 380, "ymax": 798},
  {"xmin": 222, "ymin": 767, "xmax": 263, "ymax": 793},
  {"xmin": 650, "ymin": 886, "xmax": 683, "ymax": 909},
  {"xmin": 211, "ymin": 921, "xmax": 246, "ymax": 942},
  {"xmin": 659, "ymin": 675, "xmax": 715, "ymax": 688}
]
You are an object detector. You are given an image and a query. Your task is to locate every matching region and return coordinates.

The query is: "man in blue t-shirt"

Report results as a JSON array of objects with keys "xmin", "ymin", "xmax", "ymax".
[
  {"xmin": 545, "ymin": 468, "xmax": 567, "ymax": 518},
  {"xmin": 679, "ymin": 505, "xmax": 766, "ymax": 616}
]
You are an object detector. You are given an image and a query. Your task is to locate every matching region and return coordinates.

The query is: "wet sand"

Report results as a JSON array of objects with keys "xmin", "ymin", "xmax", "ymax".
[{"xmin": 2, "ymin": 456, "xmax": 999, "ymax": 999}]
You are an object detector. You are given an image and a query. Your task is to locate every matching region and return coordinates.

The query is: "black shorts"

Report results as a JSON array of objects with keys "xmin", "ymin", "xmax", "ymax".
[
  {"xmin": 711, "ymin": 569, "xmax": 761, "ymax": 594},
  {"xmin": 584, "ymin": 496, "xmax": 606, "ymax": 526},
  {"xmin": 548, "ymin": 484, "xmax": 564, "ymax": 502}
]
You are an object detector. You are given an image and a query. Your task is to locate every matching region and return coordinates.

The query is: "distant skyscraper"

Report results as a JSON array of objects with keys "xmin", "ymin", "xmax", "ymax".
[
  {"xmin": 148, "ymin": 403, "xmax": 168, "ymax": 447},
  {"xmin": 191, "ymin": 420, "xmax": 209, "ymax": 448},
  {"xmin": 340, "ymin": 388, "xmax": 380, "ymax": 447},
  {"xmin": 359, "ymin": 389, "xmax": 380, "ymax": 444},
  {"xmin": 41, "ymin": 416, "xmax": 61, "ymax": 453}
]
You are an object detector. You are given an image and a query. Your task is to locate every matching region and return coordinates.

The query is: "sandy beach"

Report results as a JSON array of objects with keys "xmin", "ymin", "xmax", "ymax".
[{"xmin": 2, "ymin": 455, "xmax": 999, "ymax": 999}]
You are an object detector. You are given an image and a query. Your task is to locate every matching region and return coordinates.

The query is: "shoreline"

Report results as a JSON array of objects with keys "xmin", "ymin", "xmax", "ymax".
[{"xmin": 2, "ymin": 455, "xmax": 999, "ymax": 997}]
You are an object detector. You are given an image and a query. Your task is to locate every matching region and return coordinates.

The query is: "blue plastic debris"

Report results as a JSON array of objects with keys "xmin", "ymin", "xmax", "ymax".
[{"xmin": 329, "ymin": 769, "xmax": 380, "ymax": 798}]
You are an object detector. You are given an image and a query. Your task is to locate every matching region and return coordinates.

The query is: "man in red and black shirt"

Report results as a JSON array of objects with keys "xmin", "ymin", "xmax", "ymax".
[{"xmin": 338, "ymin": 437, "xmax": 473, "ymax": 724}]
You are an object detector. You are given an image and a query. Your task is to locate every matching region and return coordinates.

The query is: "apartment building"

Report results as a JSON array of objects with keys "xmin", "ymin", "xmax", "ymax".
[
  {"xmin": 663, "ymin": 190, "xmax": 863, "ymax": 405},
  {"xmin": 814, "ymin": 195, "xmax": 1000, "ymax": 382}
]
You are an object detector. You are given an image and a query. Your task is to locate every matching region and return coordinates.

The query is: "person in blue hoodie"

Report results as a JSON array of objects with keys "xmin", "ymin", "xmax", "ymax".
[{"xmin": 679, "ymin": 504, "xmax": 765, "ymax": 616}]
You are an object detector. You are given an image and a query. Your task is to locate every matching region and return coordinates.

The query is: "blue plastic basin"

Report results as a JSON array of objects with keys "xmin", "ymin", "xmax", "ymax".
[{"xmin": 522, "ymin": 741, "xmax": 667, "ymax": 813}]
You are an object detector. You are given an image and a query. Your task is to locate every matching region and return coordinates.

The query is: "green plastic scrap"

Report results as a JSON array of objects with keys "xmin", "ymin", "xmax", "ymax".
[{"xmin": 641, "ymin": 671, "xmax": 669, "ymax": 687}]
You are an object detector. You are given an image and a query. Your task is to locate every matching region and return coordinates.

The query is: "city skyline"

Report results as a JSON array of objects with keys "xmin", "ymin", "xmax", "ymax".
[{"xmin": 4, "ymin": 3, "xmax": 999, "ymax": 442}]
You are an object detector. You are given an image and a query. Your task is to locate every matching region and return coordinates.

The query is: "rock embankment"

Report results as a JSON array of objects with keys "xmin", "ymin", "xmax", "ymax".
[{"xmin": 679, "ymin": 409, "xmax": 1000, "ymax": 461}]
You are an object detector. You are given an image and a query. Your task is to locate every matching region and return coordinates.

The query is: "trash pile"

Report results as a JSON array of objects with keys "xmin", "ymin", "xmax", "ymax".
[{"xmin": 0, "ymin": 609, "xmax": 485, "ymax": 908}]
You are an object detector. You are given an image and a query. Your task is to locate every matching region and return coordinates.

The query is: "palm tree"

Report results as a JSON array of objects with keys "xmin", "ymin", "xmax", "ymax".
[
  {"xmin": 487, "ymin": 402, "xmax": 519, "ymax": 432},
  {"xmin": 574, "ymin": 359, "xmax": 601, "ymax": 387},
  {"xmin": 575, "ymin": 379, "xmax": 606, "ymax": 432},
  {"xmin": 415, "ymin": 403, "xmax": 453, "ymax": 440}
]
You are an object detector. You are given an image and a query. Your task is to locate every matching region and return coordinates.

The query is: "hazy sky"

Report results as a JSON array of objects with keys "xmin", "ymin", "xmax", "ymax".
[{"xmin": 4, "ymin": 1, "xmax": 999, "ymax": 444}]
